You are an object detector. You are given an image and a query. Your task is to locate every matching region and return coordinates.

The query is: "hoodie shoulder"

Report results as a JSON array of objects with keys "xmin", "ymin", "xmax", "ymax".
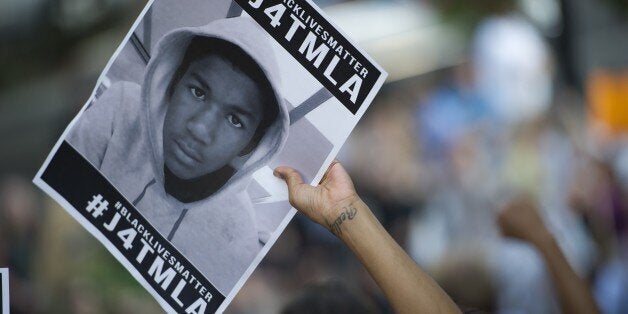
[
  {"xmin": 100, "ymin": 81, "xmax": 143, "ymax": 131},
  {"xmin": 66, "ymin": 81, "xmax": 142, "ymax": 168},
  {"xmin": 112, "ymin": 81, "xmax": 142, "ymax": 115}
]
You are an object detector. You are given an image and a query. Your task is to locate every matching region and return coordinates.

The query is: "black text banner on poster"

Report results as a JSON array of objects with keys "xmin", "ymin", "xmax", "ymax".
[
  {"xmin": 41, "ymin": 142, "xmax": 225, "ymax": 313},
  {"xmin": 236, "ymin": 0, "xmax": 381, "ymax": 114}
]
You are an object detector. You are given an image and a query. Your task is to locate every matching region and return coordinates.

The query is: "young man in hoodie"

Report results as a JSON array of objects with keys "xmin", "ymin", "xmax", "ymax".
[{"xmin": 67, "ymin": 17, "xmax": 289, "ymax": 295}]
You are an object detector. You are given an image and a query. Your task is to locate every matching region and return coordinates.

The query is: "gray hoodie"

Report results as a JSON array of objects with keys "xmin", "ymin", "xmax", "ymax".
[{"xmin": 68, "ymin": 17, "xmax": 289, "ymax": 294}]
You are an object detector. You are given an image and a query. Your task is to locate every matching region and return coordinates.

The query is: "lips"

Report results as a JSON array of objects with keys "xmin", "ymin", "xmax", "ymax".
[{"xmin": 174, "ymin": 138, "xmax": 203, "ymax": 164}]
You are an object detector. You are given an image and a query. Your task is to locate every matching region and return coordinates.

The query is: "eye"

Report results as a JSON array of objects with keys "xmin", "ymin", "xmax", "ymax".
[
  {"xmin": 227, "ymin": 114, "xmax": 243, "ymax": 128},
  {"xmin": 190, "ymin": 87, "xmax": 206, "ymax": 100}
]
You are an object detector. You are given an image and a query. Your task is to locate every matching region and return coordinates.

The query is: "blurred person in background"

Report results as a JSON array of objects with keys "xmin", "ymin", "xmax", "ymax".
[
  {"xmin": 407, "ymin": 1, "xmax": 599, "ymax": 313},
  {"xmin": 498, "ymin": 195, "xmax": 601, "ymax": 314},
  {"xmin": 0, "ymin": 175, "xmax": 43, "ymax": 313},
  {"xmin": 281, "ymin": 280, "xmax": 378, "ymax": 314},
  {"xmin": 570, "ymin": 153, "xmax": 628, "ymax": 314}
]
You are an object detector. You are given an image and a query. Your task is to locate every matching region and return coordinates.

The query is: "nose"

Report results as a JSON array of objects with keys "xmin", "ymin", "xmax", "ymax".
[{"xmin": 186, "ymin": 105, "xmax": 220, "ymax": 145}]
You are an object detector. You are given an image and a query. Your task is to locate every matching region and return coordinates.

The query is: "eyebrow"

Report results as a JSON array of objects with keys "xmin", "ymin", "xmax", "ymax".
[
  {"xmin": 227, "ymin": 103, "xmax": 256, "ymax": 121},
  {"xmin": 191, "ymin": 73, "xmax": 211, "ymax": 91}
]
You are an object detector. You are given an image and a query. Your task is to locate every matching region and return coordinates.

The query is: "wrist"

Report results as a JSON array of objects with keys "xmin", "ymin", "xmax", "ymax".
[
  {"xmin": 324, "ymin": 195, "xmax": 363, "ymax": 237},
  {"xmin": 324, "ymin": 193, "xmax": 361, "ymax": 219}
]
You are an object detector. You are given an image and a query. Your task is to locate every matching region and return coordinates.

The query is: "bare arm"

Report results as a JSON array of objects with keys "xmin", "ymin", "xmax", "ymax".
[
  {"xmin": 498, "ymin": 197, "xmax": 601, "ymax": 314},
  {"xmin": 274, "ymin": 161, "xmax": 460, "ymax": 314}
]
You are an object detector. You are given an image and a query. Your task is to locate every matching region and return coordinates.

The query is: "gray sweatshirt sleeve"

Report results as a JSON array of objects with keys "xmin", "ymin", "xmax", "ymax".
[{"xmin": 66, "ymin": 82, "xmax": 126, "ymax": 169}]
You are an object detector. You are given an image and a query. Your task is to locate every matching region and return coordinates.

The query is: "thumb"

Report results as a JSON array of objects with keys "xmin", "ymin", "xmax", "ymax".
[
  {"xmin": 274, "ymin": 166, "xmax": 315, "ymax": 211},
  {"xmin": 274, "ymin": 166, "xmax": 304, "ymax": 189}
]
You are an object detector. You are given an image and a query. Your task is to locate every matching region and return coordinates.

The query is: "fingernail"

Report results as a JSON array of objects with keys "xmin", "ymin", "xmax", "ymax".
[{"xmin": 273, "ymin": 170, "xmax": 281, "ymax": 178}]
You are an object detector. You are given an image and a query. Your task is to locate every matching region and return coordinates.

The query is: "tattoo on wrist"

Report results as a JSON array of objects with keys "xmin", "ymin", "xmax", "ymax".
[{"xmin": 327, "ymin": 205, "xmax": 357, "ymax": 236}]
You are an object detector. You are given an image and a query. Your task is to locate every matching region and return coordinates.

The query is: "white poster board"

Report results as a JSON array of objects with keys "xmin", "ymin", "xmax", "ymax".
[{"xmin": 34, "ymin": 0, "xmax": 386, "ymax": 312}]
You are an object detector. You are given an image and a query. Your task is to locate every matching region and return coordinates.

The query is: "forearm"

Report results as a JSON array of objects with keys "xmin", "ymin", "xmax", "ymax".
[
  {"xmin": 532, "ymin": 233, "xmax": 600, "ymax": 314},
  {"xmin": 328, "ymin": 198, "xmax": 459, "ymax": 314}
]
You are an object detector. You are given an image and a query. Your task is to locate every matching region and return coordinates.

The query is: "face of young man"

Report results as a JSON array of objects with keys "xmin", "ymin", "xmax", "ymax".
[{"xmin": 163, "ymin": 54, "xmax": 265, "ymax": 180}]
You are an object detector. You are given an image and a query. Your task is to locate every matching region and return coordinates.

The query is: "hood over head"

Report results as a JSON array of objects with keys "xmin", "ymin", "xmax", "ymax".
[{"xmin": 141, "ymin": 17, "xmax": 289, "ymax": 199}]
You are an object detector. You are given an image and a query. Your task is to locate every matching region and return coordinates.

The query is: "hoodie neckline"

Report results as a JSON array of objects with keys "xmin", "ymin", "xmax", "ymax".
[{"xmin": 163, "ymin": 165, "xmax": 235, "ymax": 203}]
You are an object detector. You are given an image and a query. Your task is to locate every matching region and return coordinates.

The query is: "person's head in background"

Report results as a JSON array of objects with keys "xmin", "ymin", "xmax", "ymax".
[
  {"xmin": 435, "ymin": 250, "xmax": 496, "ymax": 313},
  {"xmin": 281, "ymin": 280, "xmax": 378, "ymax": 314}
]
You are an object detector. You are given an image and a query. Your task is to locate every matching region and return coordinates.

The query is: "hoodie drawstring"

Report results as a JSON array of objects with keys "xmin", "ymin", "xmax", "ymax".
[
  {"xmin": 167, "ymin": 208, "xmax": 189, "ymax": 241},
  {"xmin": 132, "ymin": 178, "xmax": 188, "ymax": 242},
  {"xmin": 133, "ymin": 178, "xmax": 157, "ymax": 206}
]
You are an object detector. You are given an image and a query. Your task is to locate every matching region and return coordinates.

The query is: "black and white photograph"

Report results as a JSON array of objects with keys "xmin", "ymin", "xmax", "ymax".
[
  {"xmin": 33, "ymin": 0, "xmax": 386, "ymax": 312},
  {"xmin": 67, "ymin": 14, "xmax": 292, "ymax": 298}
]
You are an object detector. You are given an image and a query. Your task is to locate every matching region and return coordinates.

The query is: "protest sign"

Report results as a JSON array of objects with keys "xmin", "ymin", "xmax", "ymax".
[
  {"xmin": 34, "ymin": 0, "xmax": 386, "ymax": 312},
  {"xmin": 0, "ymin": 268, "xmax": 8, "ymax": 314}
]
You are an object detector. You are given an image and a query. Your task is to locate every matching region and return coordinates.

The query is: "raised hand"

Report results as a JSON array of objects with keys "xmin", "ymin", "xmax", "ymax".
[{"xmin": 274, "ymin": 160, "xmax": 359, "ymax": 235}]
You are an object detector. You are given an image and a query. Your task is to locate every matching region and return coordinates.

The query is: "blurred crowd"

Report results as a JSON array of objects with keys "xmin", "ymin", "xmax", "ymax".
[{"xmin": 1, "ymin": 0, "xmax": 628, "ymax": 313}]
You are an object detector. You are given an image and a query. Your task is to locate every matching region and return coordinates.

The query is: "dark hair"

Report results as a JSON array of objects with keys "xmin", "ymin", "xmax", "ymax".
[
  {"xmin": 281, "ymin": 280, "xmax": 378, "ymax": 314},
  {"xmin": 167, "ymin": 36, "xmax": 279, "ymax": 155}
]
